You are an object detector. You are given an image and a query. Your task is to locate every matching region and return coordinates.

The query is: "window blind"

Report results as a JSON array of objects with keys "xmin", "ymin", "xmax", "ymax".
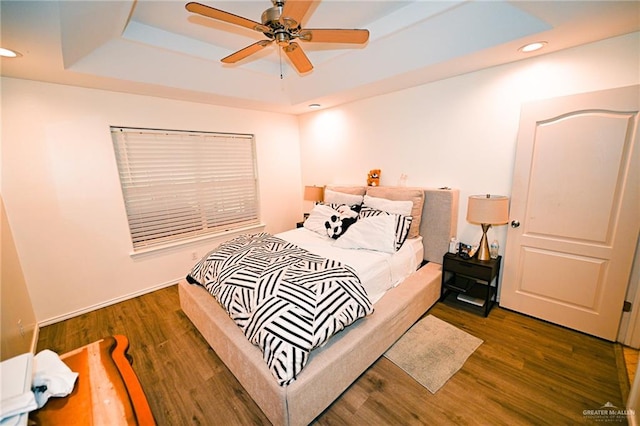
[{"xmin": 111, "ymin": 127, "xmax": 260, "ymax": 250}]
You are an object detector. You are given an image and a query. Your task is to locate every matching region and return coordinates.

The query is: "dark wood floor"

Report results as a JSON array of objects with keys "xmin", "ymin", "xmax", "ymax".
[{"xmin": 37, "ymin": 285, "xmax": 629, "ymax": 425}]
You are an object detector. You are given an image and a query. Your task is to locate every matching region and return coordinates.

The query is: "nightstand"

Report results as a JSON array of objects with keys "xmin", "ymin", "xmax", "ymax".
[{"xmin": 440, "ymin": 252, "xmax": 502, "ymax": 316}]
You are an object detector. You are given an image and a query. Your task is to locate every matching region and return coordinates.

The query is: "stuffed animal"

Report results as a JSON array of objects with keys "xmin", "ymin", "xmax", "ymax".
[
  {"xmin": 325, "ymin": 214, "xmax": 346, "ymax": 239},
  {"xmin": 367, "ymin": 169, "xmax": 381, "ymax": 186},
  {"xmin": 324, "ymin": 204, "xmax": 359, "ymax": 239}
]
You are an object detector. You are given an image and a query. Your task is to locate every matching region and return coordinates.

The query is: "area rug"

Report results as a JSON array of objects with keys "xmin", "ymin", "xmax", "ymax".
[{"xmin": 384, "ymin": 315, "xmax": 483, "ymax": 393}]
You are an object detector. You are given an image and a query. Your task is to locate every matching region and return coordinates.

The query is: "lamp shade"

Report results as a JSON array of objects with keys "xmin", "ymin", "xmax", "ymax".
[
  {"xmin": 304, "ymin": 186, "xmax": 324, "ymax": 203},
  {"xmin": 466, "ymin": 195, "xmax": 509, "ymax": 225}
]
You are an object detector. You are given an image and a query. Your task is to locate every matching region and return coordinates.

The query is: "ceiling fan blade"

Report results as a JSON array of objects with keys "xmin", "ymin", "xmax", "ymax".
[
  {"xmin": 280, "ymin": 0, "xmax": 314, "ymax": 28},
  {"xmin": 186, "ymin": 2, "xmax": 268, "ymax": 33},
  {"xmin": 298, "ymin": 29, "xmax": 369, "ymax": 44},
  {"xmin": 222, "ymin": 40, "xmax": 273, "ymax": 64},
  {"xmin": 283, "ymin": 42, "xmax": 313, "ymax": 74}
]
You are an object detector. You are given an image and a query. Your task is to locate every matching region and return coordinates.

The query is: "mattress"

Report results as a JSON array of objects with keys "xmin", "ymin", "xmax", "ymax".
[{"xmin": 277, "ymin": 228, "xmax": 423, "ymax": 303}]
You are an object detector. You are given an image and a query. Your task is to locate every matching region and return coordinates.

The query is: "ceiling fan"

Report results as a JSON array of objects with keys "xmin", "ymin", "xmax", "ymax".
[{"xmin": 185, "ymin": 1, "xmax": 370, "ymax": 74}]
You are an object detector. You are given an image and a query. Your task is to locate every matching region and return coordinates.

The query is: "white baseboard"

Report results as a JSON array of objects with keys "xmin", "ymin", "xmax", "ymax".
[{"xmin": 38, "ymin": 278, "xmax": 180, "ymax": 327}]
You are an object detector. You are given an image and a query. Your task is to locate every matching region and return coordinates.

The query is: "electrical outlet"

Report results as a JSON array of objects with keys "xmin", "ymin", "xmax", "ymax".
[
  {"xmin": 191, "ymin": 251, "xmax": 198, "ymax": 261},
  {"xmin": 17, "ymin": 319, "xmax": 25, "ymax": 337}
]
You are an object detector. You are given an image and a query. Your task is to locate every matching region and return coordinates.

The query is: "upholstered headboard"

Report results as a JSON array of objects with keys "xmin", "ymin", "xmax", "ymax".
[
  {"xmin": 420, "ymin": 188, "xmax": 459, "ymax": 263},
  {"xmin": 324, "ymin": 185, "xmax": 459, "ymax": 264}
]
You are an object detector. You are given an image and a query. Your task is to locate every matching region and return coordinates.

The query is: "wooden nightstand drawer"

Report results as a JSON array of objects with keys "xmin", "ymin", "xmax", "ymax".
[{"xmin": 443, "ymin": 256, "xmax": 495, "ymax": 282}]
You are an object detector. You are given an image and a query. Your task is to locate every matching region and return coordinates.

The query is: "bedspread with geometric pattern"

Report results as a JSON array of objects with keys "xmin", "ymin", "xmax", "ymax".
[{"xmin": 186, "ymin": 233, "xmax": 373, "ymax": 386}]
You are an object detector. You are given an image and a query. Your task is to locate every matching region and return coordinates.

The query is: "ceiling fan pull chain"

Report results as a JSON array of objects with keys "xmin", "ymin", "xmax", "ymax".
[{"xmin": 279, "ymin": 47, "xmax": 284, "ymax": 80}]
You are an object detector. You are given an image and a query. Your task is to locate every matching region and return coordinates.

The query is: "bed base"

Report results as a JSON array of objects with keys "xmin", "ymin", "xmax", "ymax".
[
  {"xmin": 179, "ymin": 187, "xmax": 458, "ymax": 425},
  {"xmin": 179, "ymin": 262, "xmax": 442, "ymax": 426}
]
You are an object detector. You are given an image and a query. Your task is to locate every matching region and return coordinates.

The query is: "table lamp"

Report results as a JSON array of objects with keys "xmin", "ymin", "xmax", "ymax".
[
  {"xmin": 304, "ymin": 186, "xmax": 324, "ymax": 203},
  {"xmin": 303, "ymin": 185, "xmax": 324, "ymax": 217},
  {"xmin": 466, "ymin": 194, "xmax": 509, "ymax": 261}
]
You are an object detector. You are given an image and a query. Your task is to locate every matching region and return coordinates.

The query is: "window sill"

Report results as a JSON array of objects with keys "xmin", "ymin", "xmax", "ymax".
[{"xmin": 129, "ymin": 223, "xmax": 266, "ymax": 259}]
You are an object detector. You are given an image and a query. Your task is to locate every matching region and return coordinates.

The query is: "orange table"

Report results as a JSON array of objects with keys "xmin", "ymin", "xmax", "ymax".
[{"xmin": 30, "ymin": 335, "xmax": 155, "ymax": 425}]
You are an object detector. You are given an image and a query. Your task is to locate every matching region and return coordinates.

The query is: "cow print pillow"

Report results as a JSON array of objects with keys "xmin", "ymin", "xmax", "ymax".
[{"xmin": 324, "ymin": 203, "xmax": 361, "ymax": 239}]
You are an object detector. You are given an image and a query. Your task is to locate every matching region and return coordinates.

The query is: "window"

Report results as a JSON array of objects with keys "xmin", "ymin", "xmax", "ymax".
[{"xmin": 111, "ymin": 127, "xmax": 260, "ymax": 251}]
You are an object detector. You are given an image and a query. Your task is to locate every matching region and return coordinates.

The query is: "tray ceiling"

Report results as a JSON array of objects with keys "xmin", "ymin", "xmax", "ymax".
[{"xmin": 1, "ymin": 1, "xmax": 638, "ymax": 114}]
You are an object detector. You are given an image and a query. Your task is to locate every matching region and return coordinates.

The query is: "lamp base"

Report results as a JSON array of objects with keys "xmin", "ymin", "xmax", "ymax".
[{"xmin": 476, "ymin": 224, "xmax": 492, "ymax": 261}]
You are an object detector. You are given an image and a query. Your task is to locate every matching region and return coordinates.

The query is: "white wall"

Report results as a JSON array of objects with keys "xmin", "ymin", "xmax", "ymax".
[
  {"xmin": 3, "ymin": 32, "xmax": 638, "ymax": 325},
  {"xmin": 298, "ymin": 32, "xmax": 640, "ymax": 267},
  {"xmin": 1, "ymin": 80, "xmax": 302, "ymax": 323}
]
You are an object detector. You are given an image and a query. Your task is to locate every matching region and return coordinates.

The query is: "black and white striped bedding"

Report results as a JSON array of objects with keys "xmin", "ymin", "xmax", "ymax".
[{"xmin": 186, "ymin": 232, "xmax": 373, "ymax": 386}]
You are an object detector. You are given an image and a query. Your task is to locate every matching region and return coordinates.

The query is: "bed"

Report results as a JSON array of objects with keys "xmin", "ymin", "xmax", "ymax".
[{"xmin": 178, "ymin": 186, "xmax": 459, "ymax": 425}]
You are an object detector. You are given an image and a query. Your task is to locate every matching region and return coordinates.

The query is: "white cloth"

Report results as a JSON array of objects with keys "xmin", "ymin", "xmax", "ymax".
[
  {"xmin": 31, "ymin": 350, "xmax": 78, "ymax": 408},
  {"xmin": 0, "ymin": 392, "xmax": 37, "ymax": 425}
]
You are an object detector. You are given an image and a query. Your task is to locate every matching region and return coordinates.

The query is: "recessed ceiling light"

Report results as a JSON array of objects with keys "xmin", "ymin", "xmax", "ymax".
[
  {"xmin": 0, "ymin": 48, "xmax": 22, "ymax": 58},
  {"xmin": 519, "ymin": 42, "xmax": 547, "ymax": 53},
  {"xmin": 308, "ymin": 103, "xmax": 321, "ymax": 109}
]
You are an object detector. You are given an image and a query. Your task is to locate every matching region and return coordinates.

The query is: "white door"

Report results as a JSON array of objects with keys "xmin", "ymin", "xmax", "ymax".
[{"xmin": 500, "ymin": 85, "xmax": 640, "ymax": 341}]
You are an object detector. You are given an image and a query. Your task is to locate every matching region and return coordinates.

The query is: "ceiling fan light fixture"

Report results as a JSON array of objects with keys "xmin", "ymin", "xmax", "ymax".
[{"xmin": 519, "ymin": 41, "xmax": 547, "ymax": 53}]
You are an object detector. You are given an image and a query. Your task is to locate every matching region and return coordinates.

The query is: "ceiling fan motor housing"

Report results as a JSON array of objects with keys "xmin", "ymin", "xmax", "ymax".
[
  {"xmin": 262, "ymin": 4, "xmax": 300, "ymax": 46},
  {"xmin": 261, "ymin": 6, "xmax": 282, "ymax": 28}
]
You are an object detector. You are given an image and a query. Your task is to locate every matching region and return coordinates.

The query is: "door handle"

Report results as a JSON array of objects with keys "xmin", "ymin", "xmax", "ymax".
[{"xmin": 511, "ymin": 220, "xmax": 520, "ymax": 228}]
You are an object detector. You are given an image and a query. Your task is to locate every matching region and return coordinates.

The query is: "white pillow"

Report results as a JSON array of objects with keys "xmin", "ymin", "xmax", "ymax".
[
  {"xmin": 333, "ymin": 215, "xmax": 396, "ymax": 253},
  {"xmin": 358, "ymin": 208, "xmax": 413, "ymax": 250},
  {"xmin": 303, "ymin": 204, "xmax": 337, "ymax": 235},
  {"xmin": 324, "ymin": 189, "xmax": 364, "ymax": 206},
  {"xmin": 363, "ymin": 195, "xmax": 413, "ymax": 216}
]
